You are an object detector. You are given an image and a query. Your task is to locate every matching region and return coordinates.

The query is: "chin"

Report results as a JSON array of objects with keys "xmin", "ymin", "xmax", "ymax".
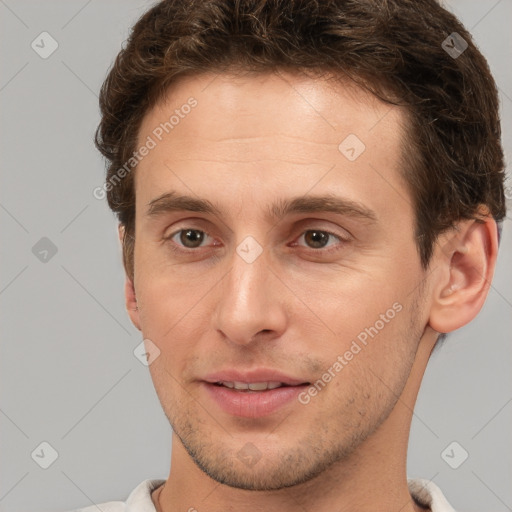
[
  {"xmin": 189, "ymin": 451, "xmax": 331, "ymax": 491},
  {"xmin": 173, "ymin": 421, "xmax": 360, "ymax": 491}
]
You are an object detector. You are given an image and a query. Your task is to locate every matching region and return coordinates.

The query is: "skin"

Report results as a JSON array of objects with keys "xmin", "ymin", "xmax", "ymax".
[{"xmin": 120, "ymin": 70, "xmax": 498, "ymax": 512}]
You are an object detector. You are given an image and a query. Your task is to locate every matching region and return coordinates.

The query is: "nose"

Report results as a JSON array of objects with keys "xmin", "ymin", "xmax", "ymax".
[{"xmin": 212, "ymin": 243, "xmax": 288, "ymax": 347}]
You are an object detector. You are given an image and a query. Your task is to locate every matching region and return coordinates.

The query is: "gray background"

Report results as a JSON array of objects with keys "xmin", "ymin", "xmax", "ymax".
[{"xmin": 0, "ymin": 1, "xmax": 511, "ymax": 511}]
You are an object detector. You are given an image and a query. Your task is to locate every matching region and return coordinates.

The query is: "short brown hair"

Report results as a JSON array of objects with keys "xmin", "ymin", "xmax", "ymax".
[{"xmin": 95, "ymin": 0, "xmax": 507, "ymax": 281}]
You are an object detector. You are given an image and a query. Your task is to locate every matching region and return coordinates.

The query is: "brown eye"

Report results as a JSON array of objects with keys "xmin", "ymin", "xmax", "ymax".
[
  {"xmin": 163, "ymin": 226, "xmax": 219, "ymax": 256},
  {"xmin": 291, "ymin": 227, "xmax": 351, "ymax": 256},
  {"xmin": 178, "ymin": 229, "xmax": 206, "ymax": 248},
  {"xmin": 303, "ymin": 230, "xmax": 331, "ymax": 249}
]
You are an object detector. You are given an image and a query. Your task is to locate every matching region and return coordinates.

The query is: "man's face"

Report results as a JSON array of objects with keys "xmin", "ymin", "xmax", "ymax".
[{"xmin": 130, "ymin": 71, "xmax": 432, "ymax": 489}]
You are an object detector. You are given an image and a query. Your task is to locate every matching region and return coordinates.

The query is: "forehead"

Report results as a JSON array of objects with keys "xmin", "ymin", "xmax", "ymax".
[
  {"xmin": 134, "ymin": 70, "xmax": 411, "ymax": 222},
  {"xmin": 139, "ymin": 70, "xmax": 406, "ymax": 149}
]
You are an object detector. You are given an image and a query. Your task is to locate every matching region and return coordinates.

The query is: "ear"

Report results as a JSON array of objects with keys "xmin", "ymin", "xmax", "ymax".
[
  {"xmin": 118, "ymin": 224, "xmax": 141, "ymax": 332},
  {"xmin": 428, "ymin": 213, "xmax": 499, "ymax": 334}
]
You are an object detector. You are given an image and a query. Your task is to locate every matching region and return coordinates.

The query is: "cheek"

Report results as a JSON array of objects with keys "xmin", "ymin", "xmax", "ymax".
[
  {"xmin": 145, "ymin": 353, "xmax": 194, "ymax": 425},
  {"xmin": 313, "ymin": 305, "xmax": 420, "ymax": 420},
  {"xmin": 135, "ymin": 247, "xmax": 205, "ymax": 321},
  {"xmin": 303, "ymin": 269, "xmax": 423, "ymax": 393},
  {"xmin": 134, "ymin": 277, "xmax": 193, "ymax": 370},
  {"xmin": 298, "ymin": 269, "xmax": 407, "ymax": 340}
]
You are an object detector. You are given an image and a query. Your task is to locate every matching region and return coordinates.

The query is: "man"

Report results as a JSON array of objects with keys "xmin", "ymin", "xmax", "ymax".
[{"xmin": 81, "ymin": 0, "xmax": 506, "ymax": 510}]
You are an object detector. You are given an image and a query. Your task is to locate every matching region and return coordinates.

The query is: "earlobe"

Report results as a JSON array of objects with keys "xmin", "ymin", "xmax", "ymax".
[
  {"xmin": 428, "ymin": 215, "xmax": 498, "ymax": 334},
  {"xmin": 118, "ymin": 223, "xmax": 125, "ymax": 243},
  {"xmin": 124, "ymin": 275, "xmax": 142, "ymax": 331},
  {"xmin": 119, "ymin": 223, "xmax": 142, "ymax": 331}
]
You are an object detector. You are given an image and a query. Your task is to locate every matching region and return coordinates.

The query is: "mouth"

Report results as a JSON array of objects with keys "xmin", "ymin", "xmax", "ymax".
[
  {"xmin": 201, "ymin": 371, "xmax": 311, "ymax": 418},
  {"xmin": 212, "ymin": 381, "xmax": 307, "ymax": 391}
]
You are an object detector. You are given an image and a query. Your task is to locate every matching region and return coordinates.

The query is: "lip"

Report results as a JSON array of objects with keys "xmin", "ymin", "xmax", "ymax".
[
  {"xmin": 203, "ymin": 369, "xmax": 308, "ymax": 386},
  {"xmin": 201, "ymin": 369, "xmax": 310, "ymax": 418}
]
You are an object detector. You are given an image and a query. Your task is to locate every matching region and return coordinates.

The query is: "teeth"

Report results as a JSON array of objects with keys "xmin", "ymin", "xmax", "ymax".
[
  {"xmin": 220, "ymin": 381, "xmax": 284, "ymax": 391},
  {"xmin": 248, "ymin": 382, "xmax": 269, "ymax": 391}
]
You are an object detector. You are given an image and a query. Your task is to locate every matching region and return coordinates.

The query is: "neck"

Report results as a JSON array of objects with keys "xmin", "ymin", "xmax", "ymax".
[{"xmin": 154, "ymin": 331, "xmax": 437, "ymax": 512}]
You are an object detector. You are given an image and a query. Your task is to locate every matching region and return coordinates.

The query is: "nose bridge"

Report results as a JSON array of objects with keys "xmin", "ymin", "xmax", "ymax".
[{"xmin": 213, "ymin": 238, "xmax": 286, "ymax": 345}]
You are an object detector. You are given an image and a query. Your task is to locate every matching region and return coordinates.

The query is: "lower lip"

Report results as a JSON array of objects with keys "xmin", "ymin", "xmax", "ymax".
[{"xmin": 202, "ymin": 382, "xmax": 307, "ymax": 418}]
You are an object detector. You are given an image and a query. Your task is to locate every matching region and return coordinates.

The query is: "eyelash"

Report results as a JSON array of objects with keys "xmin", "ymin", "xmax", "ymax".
[{"xmin": 163, "ymin": 227, "xmax": 350, "ymax": 256}]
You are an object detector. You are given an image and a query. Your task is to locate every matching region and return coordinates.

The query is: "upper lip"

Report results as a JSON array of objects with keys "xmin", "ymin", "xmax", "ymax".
[{"xmin": 202, "ymin": 369, "xmax": 309, "ymax": 386}]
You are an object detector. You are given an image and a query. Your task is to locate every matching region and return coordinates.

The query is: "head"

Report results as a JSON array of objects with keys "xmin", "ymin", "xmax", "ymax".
[{"xmin": 95, "ymin": 0, "xmax": 506, "ymax": 492}]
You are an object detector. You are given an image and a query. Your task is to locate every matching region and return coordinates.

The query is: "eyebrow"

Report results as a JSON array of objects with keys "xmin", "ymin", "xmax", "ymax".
[{"xmin": 146, "ymin": 191, "xmax": 378, "ymax": 223}]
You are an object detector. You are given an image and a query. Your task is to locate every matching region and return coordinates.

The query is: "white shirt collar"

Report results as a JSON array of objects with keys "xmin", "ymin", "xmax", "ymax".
[{"xmin": 122, "ymin": 478, "xmax": 456, "ymax": 512}]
